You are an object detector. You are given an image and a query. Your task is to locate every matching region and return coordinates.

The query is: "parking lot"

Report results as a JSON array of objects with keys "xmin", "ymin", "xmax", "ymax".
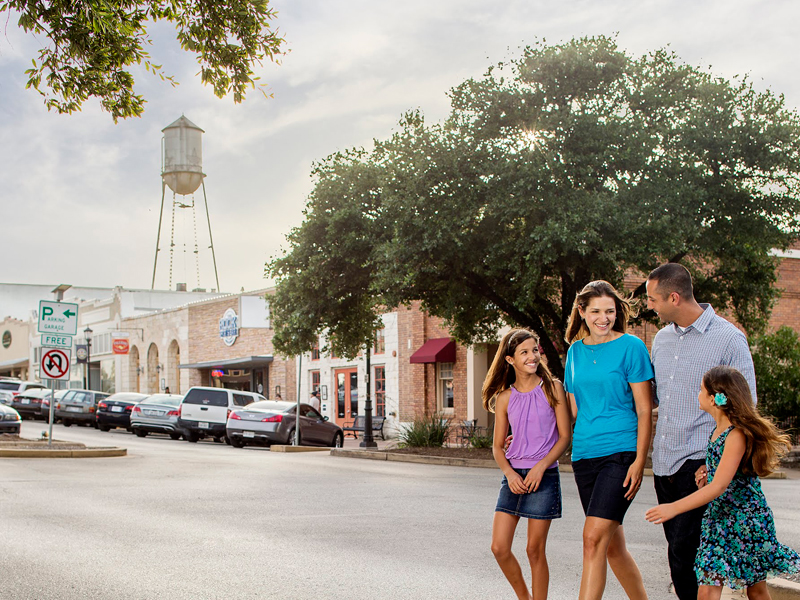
[{"xmin": 2, "ymin": 421, "xmax": 800, "ymax": 599}]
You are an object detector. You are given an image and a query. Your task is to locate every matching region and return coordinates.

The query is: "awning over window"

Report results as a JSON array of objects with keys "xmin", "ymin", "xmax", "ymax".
[
  {"xmin": 179, "ymin": 355, "xmax": 274, "ymax": 370},
  {"xmin": 409, "ymin": 338, "xmax": 456, "ymax": 364}
]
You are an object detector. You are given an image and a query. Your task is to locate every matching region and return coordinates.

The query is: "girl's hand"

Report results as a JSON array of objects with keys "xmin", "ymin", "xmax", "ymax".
[
  {"xmin": 504, "ymin": 435, "xmax": 513, "ymax": 452},
  {"xmin": 695, "ymin": 465, "xmax": 708, "ymax": 489},
  {"xmin": 523, "ymin": 463, "xmax": 547, "ymax": 493},
  {"xmin": 645, "ymin": 503, "xmax": 678, "ymax": 524},
  {"xmin": 623, "ymin": 460, "xmax": 645, "ymax": 500},
  {"xmin": 506, "ymin": 470, "xmax": 528, "ymax": 495}
]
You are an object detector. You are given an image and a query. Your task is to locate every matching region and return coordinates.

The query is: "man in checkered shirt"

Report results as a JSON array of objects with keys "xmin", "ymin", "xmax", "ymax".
[{"xmin": 645, "ymin": 263, "xmax": 757, "ymax": 600}]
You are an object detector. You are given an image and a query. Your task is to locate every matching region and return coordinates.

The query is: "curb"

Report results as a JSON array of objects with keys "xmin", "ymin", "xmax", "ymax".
[
  {"xmin": 0, "ymin": 447, "xmax": 127, "ymax": 458},
  {"xmin": 270, "ymin": 445, "xmax": 331, "ymax": 453}
]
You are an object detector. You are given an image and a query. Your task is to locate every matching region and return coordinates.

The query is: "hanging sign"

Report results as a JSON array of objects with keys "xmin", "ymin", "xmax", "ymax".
[
  {"xmin": 41, "ymin": 348, "xmax": 71, "ymax": 381},
  {"xmin": 112, "ymin": 332, "xmax": 130, "ymax": 355}
]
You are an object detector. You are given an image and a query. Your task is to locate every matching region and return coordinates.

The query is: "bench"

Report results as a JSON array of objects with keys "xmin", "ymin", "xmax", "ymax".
[{"xmin": 343, "ymin": 415, "xmax": 386, "ymax": 440}]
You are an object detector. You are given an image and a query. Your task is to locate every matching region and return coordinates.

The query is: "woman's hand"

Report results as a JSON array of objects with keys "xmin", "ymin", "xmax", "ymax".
[
  {"xmin": 645, "ymin": 503, "xmax": 678, "ymax": 524},
  {"xmin": 503, "ymin": 435, "xmax": 513, "ymax": 452},
  {"xmin": 505, "ymin": 470, "xmax": 528, "ymax": 495},
  {"xmin": 523, "ymin": 462, "xmax": 547, "ymax": 493},
  {"xmin": 695, "ymin": 465, "xmax": 708, "ymax": 489},
  {"xmin": 623, "ymin": 459, "xmax": 645, "ymax": 500}
]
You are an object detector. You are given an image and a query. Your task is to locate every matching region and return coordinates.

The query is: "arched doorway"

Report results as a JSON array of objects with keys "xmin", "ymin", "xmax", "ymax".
[
  {"xmin": 167, "ymin": 340, "xmax": 180, "ymax": 394},
  {"xmin": 130, "ymin": 346, "xmax": 141, "ymax": 393},
  {"xmin": 147, "ymin": 343, "xmax": 160, "ymax": 393}
]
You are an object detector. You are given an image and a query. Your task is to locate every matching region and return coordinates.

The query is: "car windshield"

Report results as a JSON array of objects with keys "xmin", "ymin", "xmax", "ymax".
[
  {"xmin": 107, "ymin": 393, "xmax": 147, "ymax": 402},
  {"xmin": 140, "ymin": 394, "xmax": 182, "ymax": 407},
  {"xmin": 0, "ymin": 382, "xmax": 20, "ymax": 391},
  {"xmin": 66, "ymin": 392, "xmax": 92, "ymax": 404},
  {"xmin": 19, "ymin": 389, "xmax": 51, "ymax": 399},
  {"xmin": 182, "ymin": 389, "xmax": 228, "ymax": 407}
]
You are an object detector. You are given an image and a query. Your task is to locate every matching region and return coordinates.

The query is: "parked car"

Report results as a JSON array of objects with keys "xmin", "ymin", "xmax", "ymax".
[
  {"xmin": 0, "ymin": 403, "xmax": 22, "ymax": 434},
  {"xmin": 11, "ymin": 388, "xmax": 54, "ymax": 420},
  {"xmin": 178, "ymin": 387, "xmax": 265, "ymax": 443},
  {"xmin": 130, "ymin": 393, "xmax": 185, "ymax": 439},
  {"xmin": 0, "ymin": 379, "xmax": 46, "ymax": 405},
  {"xmin": 55, "ymin": 389, "xmax": 110, "ymax": 427},
  {"xmin": 227, "ymin": 401, "xmax": 344, "ymax": 448},
  {"xmin": 96, "ymin": 392, "xmax": 148, "ymax": 432}
]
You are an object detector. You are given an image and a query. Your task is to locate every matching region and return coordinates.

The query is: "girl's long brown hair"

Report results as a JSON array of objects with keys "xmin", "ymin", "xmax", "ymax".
[
  {"xmin": 482, "ymin": 328, "xmax": 559, "ymax": 413},
  {"xmin": 703, "ymin": 366, "xmax": 791, "ymax": 477},
  {"xmin": 564, "ymin": 280, "xmax": 633, "ymax": 344}
]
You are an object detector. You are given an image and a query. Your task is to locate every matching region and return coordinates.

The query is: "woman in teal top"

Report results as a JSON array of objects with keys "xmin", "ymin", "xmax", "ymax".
[{"xmin": 564, "ymin": 280, "xmax": 653, "ymax": 600}]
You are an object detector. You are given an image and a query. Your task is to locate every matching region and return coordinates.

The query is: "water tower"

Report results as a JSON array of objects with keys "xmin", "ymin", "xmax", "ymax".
[{"xmin": 151, "ymin": 116, "xmax": 220, "ymax": 291}]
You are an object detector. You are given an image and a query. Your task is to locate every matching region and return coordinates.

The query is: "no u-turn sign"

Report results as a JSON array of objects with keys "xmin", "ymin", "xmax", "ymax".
[{"xmin": 41, "ymin": 348, "xmax": 71, "ymax": 381}]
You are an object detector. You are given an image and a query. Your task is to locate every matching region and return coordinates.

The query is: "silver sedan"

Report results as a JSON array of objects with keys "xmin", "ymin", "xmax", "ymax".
[
  {"xmin": 130, "ymin": 394, "xmax": 185, "ymax": 440},
  {"xmin": 226, "ymin": 401, "xmax": 344, "ymax": 449}
]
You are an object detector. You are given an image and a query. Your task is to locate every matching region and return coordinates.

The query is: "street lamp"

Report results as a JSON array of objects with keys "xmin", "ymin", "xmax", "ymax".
[{"xmin": 84, "ymin": 327, "xmax": 93, "ymax": 390}]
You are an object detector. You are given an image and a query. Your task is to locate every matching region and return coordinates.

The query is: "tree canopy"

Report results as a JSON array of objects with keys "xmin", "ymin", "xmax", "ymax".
[
  {"xmin": 751, "ymin": 326, "xmax": 800, "ymax": 422},
  {"xmin": 1, "ymin": 0, "xmax": 285, "ymax": 120},
  {"xmin": 267, "ymin": 36, "xmax": 800, "ymax": 376}
]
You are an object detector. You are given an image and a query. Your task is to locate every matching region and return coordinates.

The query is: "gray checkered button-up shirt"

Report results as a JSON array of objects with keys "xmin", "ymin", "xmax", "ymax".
[{"xmin": 651, "ymin": 304, "xmax": 757, "ymax": 476}]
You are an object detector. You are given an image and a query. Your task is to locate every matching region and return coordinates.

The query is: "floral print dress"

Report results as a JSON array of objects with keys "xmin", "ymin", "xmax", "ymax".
[{"xmin": 695, "ymin": 426, "xmax": 800, "ymax": 589}]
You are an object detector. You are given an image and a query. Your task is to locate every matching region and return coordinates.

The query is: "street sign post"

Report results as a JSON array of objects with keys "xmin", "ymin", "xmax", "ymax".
[
  {"xmin": 38, "ymin": 301, "xmax": 79, "ymax": 336},
  {"xmin": 41, "ymin": 334, "xmax": 73, "ymax": 349}
]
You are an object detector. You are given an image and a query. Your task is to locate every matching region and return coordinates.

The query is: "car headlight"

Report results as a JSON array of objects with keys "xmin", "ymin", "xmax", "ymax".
[{"xmin": 2, "ymin": 413, "xmax": 20, "ymax": 421}]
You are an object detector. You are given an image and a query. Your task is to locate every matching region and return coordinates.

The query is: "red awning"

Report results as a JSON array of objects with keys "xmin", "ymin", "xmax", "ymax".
[{"xmin": 410, "ymin": 338, "xmax": 456, "ymax": 364}]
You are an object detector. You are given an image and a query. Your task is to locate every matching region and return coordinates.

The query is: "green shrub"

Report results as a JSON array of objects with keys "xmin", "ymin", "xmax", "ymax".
[
  {"xmin": 398, "ymin": 412, "xmax": 451, "ymax": 448},
  {"xmin": 469, "ymin": 429, "xmax": 494, "ymax": 449},
  {"xmin": 751, "ymin": 326, "xmax": 800, "ymax": 421}
]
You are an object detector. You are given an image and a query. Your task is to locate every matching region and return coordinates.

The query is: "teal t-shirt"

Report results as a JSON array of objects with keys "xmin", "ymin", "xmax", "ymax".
[{"xmin": 564, "ymin": 333, "xmax": 654, "ymax": 461}]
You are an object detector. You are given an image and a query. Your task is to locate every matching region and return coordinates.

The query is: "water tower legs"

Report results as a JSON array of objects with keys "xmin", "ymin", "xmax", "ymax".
[
  {"xmin": 202, "ymin": 180, "xmax": 221, "ymax": 292},
  {"xmin": 151, "ymin": 181, "xmax": 167, "ymax": 289}
]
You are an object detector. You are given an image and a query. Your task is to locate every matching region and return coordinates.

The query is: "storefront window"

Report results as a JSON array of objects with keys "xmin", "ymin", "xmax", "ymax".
[
  {"xmin": 373, "ymin": 328, "xmax": 386, "ymax": 355},
  {"xmin": 101, "ymin": 359, "xmax": 116, "ymax": 394},
  {"xmin": 311, "ymin": 338, "xmax": 320, "ymax": 361},
  {"xmin": 374, "ymin": 365, "xmax": 385, "ymax": 416},
  {"xmin": 310, "ymin": 370, "xmax": 320, "ymax": 394},
  {"xmin": 438, "ymin": 362, "xmax": 454, "ymax": 411}
]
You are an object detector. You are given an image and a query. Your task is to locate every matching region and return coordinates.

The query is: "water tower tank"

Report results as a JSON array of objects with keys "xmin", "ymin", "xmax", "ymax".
[{"xmin": 161, "ymin": 116, "xmax": 205, "ymax": 195}]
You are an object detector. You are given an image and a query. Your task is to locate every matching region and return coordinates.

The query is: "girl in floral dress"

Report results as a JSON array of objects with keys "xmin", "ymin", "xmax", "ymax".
[{"xmin": 645, "ymin": 366, "xmax": 800, "ymax": 600}]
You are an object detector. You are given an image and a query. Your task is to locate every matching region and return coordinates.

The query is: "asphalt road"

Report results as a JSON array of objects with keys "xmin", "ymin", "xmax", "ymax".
[{"xmin": 2, "ymin": 422, "xmax": 800, "ymax": 600}]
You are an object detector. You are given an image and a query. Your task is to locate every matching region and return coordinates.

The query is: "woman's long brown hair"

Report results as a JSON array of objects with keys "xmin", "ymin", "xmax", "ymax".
[
  {"xmin": 482, "ymin": 328, "xmax": 559, "ymax": 413},
  {"xmin": 703, "ymin": 366, "xmax": 790, "ymax": 477},
  {"xmin": 564, "ymin": 280, "xmax": 633, "ymax": 344}
]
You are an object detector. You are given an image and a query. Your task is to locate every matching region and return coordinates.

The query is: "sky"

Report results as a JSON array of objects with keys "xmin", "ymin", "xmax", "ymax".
[{"xmin": 1, "ymin": 0, "xmax": 799, "ymax": 294}]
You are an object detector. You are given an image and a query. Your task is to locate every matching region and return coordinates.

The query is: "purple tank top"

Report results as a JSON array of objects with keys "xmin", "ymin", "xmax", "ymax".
[{"xmin": 505, "ymin": 383, "xmax": 559, "ymax": 469}]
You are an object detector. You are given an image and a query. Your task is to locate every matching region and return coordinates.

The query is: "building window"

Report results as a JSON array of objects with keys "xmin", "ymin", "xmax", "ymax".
[
  {"xmin": 374, "ymin": 365, "xmax": 386, "ymax": 417},
  {"xmin": 311, "ymin": 338, "xmax": 320, "ymax": 361},
  {"xmin": 373, "ymin": 328, "xmax": 386, "ymax": 355},
  {"xmin": 438, "ymin": 362, "xmax": 454, "ymax": 412},
  {"xmin": 310, "ymin": 370, "xmax": 320, "ymax": 394}
]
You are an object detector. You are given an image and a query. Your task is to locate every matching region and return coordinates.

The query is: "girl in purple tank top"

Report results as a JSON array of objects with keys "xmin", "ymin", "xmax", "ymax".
[{"xmin": 483, "ymin": 328, "xmax": 572, "ymax": 600}]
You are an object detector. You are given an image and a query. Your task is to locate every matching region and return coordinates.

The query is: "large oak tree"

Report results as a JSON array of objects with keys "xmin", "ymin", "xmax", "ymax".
[{"xmin": 268, "ymin": 37, "xmax": 800, "ymax": 377}]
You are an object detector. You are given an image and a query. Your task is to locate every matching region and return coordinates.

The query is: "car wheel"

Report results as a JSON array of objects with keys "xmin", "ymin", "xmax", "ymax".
[
  {"xmin": 99, "ymin": 424, "xmax": 111, "ymax": 432},
  {"xmin": 63, "ymin": 420, "xmax": 72, "ymax": 427},
  {"xmin": 135, "ymin": 429, "xmax": 147, "ymax": 438},
  {"xmin": 331, "ymin": 432, "xmax": 344, "ymax": 448},
  {"xmin": 186, "ymin": 431, "xmax": 199, "ymax": 443},
  {"xmin": 213, "ymin": 436, "xmax": 224, "ymax": 444},
  {"xmin": 286, "ymin": 428, "xmax": 300, "ymax": 446},
  {"xmin": 169, "ymin": 432, "xmax": 182, "ymax": 440},
  {"xmin": 230, "ymin": 436, "xmax": 244, "ymax": 448}
]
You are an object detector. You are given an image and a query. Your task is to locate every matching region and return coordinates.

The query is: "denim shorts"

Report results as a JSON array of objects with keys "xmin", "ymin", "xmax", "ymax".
[
  {"xmin": 495, "ymin": 467, "xmax": 562, "ymax": 520},
  {"xmin": 572, "ymin": 451, "xmax": 637, "ymax": 523}
]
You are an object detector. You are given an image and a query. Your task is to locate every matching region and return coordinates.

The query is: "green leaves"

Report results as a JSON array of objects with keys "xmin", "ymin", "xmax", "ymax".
[
  {"xmin": 2, "ymin": 0, "xmax": 286, "ymax": 120},
  {"xmin": 268, "ymin": 36, "xmax": 800, "ymax": 373},
  {"xmin": 751, "ymin": 327, "xmax": 800, "ymax": 421}
]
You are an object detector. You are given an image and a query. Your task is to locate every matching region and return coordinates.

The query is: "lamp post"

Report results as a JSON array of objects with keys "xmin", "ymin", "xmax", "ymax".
[{"xmin": 84, "ymin": 327, "xmax": 93, "ymax": 390}]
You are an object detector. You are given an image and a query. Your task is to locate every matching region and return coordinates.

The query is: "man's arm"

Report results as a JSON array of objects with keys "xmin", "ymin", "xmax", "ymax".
[{"xmin": 725, "ymin": 332, "xmax": 757, "ymax": 404}]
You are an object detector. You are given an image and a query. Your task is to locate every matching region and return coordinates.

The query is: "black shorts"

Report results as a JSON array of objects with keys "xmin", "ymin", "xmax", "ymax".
[{"xmin": 572, "ymin": 451, "xmax": 637, "ymax": 523}]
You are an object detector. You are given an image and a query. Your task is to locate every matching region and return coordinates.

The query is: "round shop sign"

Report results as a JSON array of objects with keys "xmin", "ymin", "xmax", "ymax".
[
  {"xmin": 2, "ymin": 330, "xmax": 11, "ymax": 349},
  {"xmin": 219, "ymin": 308, "xmax": 239, "ymax": 347}
]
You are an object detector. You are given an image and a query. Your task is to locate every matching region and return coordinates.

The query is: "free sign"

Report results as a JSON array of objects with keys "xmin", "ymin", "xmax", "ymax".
[
  {"xmin": 41, "ymin": 348, "xmax": 71, "ymax": 381},
  {"xmin": 38, "ymin": 300, "xmax": 79, "ymax": 336},
  {"xmin": 41, "ymin": 334, "xmax": 73, "ymax": 349}
]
